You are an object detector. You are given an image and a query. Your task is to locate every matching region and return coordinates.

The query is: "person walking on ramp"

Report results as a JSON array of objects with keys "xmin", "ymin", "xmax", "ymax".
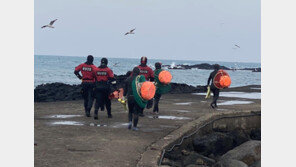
[
  {"xmin": 123, "ymin": 67, "xmax": 156, "ymax": 131},
  {"xmin": 93, "ymin": 58, "xmax": 116, "ymax": 120},
  {"xmin": 136, "ymin": 57, "xmax": 154, "ymax": 116},
  {"xmin": 153, "ymin": 62, "xmax": 172, "ymax": 114},
  {"xmin": 74, "ymin": 55, "xmax": 96, "ymax": 117}
]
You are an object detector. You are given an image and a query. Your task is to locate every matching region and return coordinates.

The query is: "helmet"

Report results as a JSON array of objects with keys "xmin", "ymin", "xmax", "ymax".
[
  {"xmin": 140, "ymin": 56, "xmax": 147, "ymax": 65},
  {"xmin": 101, "ymin": 57, "xmax": 108, "ymax": 65}
]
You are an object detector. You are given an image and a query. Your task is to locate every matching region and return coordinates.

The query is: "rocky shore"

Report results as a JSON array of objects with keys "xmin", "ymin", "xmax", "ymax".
[
  {"xmin": 34, "ymin": 74, "xmax": 207, "ymax": 102},
  {"xmin": 163, "ymin": 128, "xmax": 261, "ymax": 167}
]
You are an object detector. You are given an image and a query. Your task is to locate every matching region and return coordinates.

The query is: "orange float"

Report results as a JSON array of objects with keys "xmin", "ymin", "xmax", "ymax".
[
  {"xmin": 158, "ymin": 70, "xmax": 172, "ymax": 84},
  {"xmin": 213, "ymin": 70, "xmax": 231, "ymax": 89},
  {"xmin": 140, "ymin": 81, "xmax": 156, "ymax": 100},
  {"xmin": 219, "ymin": 75, "xmax": 231, "ymax": 88},
  {"xmin": 109, "ymin": 88, "xmax": 124, "ymax": 99}
]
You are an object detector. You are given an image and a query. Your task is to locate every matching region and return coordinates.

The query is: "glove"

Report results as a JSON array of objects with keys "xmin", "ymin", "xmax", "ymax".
[{"xmin": 205, "ymin": 86, "xmax": 211, "ymax": 99}]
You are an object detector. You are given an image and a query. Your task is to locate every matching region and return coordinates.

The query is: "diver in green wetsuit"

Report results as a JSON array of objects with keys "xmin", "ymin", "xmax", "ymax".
[{"xmin": 153, "ymin": 62, "xmax": 171, "ymax": 114}]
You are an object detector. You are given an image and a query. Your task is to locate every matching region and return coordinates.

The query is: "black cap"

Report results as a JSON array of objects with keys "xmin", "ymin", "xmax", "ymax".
[
  {"xmin": 101, "ymin": 57, "xmax": 108, "ymax": 65},
  {"xmin": 86, "ymin": 55, "xmax": 94, "ymax": 64},
  {"xmin": 155, "ymin": 62, "xmax": 162, "ymax": 69},
  {"xmin": 132, "ymin": 67, "xmax": 140, "ymax": 76}
]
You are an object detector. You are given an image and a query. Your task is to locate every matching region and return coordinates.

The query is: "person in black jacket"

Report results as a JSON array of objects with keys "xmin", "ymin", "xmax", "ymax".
[
  {"xmin": 207, "ymin": 64, "xmax": 220, "ymax": 109},
  {"xmin": 123, "ymin": 67, "xmax": 141, "ymax": 131}
]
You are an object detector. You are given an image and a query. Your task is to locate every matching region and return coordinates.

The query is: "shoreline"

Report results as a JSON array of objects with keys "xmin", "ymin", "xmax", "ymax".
[{"xmin": 34, "ymin": 80, "xmax": 260, "ymax": 102}]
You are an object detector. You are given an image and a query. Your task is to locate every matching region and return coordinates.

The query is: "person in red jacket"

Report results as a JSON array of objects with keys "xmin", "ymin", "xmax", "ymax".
[
  {"xmin": 93, "ymin": 58, "xmax": 116, "ymax": 120},
  {"xmin": 137, "ymin": 56, "xmax": 154, "ymax": 81},
  {"xmin": 74, "ymin": 55, "xmax": 96, "ymax": 117},
  {"xmin": 136, "ymin": 56, "xmax": 154, "ymax": 116}
]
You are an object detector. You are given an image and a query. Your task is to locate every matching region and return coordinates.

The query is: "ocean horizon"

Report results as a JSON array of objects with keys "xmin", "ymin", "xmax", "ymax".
[{"xmin": 34, "ymin": 55, "xmax": 261, "ymax": 87}]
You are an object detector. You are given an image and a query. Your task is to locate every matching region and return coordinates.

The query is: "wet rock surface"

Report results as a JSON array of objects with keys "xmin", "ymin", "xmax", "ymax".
[
  {"xmin": 34, "ymin": 75, "xmax": 207, "ymax": 102},
  {"xmin": 220, "ymin": 140, "xmax": 261, "ymax": 166}
]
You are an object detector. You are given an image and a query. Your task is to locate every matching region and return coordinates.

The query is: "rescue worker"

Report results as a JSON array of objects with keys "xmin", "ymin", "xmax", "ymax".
[
  {"xmin": 93, "ymin": 58, "xmax": 116, "ymax": 119},
  {"xmin": 74, "ymin": 55, "xmax": 96, "ymax": 117},
  {"xmin": 207, "ymin": 64, "xmax": 220, "ymax": 108},
  {"xmin": 123, "ymin": 67, "xmax": 142, "ymax": 131},
  {"xmin": 136, "ymin": 57, "xmax": 154, "ymax": 116}
]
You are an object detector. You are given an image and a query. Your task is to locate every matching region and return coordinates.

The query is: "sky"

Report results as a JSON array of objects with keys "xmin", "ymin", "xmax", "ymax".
[{"xmin": 35, "ymin": 0, "xmax": 260, "ymax": 63}]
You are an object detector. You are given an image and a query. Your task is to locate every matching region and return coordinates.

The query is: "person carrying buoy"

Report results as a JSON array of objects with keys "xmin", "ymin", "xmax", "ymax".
[
  {"xmin": 153, "ymin": 62, "xmax": 172, "ymax": 114},
  {"xmin": 136, "ymin": 57, "xmax": 154, "ymax": 116},
  {"xmin": 74, "ymin": 55, "xmax": 96, "ymax": 117},
  {"xmin": 93, "ymin": 58, "xmax": 116, "ymax": 120},
  {"xmin": 207, "ymin": 64, "xmax": 231, "ymax": 108},
  {"xmin": 123, "ymin": 67, "xmax": 156, "ymax": 131}
]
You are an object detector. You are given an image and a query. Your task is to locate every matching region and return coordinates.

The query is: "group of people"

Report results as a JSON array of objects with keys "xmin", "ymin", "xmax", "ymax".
[
  {"xmin": 74, "ymin": 55, "xmax": 115, "ymax": 119},
  {"xmin": 74, "ymin": 55, "xmax": 221, "ymax": 130}
]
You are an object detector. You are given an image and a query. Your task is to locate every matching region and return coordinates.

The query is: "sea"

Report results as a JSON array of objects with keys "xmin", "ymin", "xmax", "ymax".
[{"xmin": 34, "ymin": 55, "xmax": 261, "ymax": 88}]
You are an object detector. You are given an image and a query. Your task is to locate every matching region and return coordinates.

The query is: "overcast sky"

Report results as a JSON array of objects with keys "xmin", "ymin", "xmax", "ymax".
[{"xmin": 35, "ymin": 0, "xmax": 260, "ymax": 63}]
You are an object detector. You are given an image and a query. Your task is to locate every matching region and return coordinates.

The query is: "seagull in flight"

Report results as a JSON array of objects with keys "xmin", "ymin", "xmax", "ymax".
[
  {"xmin": 41, "ymin": 19, "xmax": 57, "ymax": 29},
  {"xmin": 234, "ymin": 44, "xmax": 240, "ymax": 48},
  {"xmin": 125, "ymin": 28, "xmax": 136, "ymax": 35}
]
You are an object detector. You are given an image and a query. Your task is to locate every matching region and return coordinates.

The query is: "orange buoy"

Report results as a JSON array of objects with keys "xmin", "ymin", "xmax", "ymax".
[
  {"xmin": 158, "ymin": 70, "xmax": 172, "ymax": 84},
  {"xmin": 140, "ymin": 81, "xmax": 156, "ymax": 100},
  {"xmin": 108, "ymin": 88, "xmax": 124, "ymax": 100},
  {"xmin": 213, "ymin": 70, "xmax": 231, "ymax": 89},
  {"xmin": 219, "ymin": 75, "xmax": 231, "ymax": 88}
]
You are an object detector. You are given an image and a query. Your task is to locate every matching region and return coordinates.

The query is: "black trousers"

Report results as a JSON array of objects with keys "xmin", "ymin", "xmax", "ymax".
[
  {"xmin": 153, "ymin": 93, "xmax": 162, "ymax": 112},
  {"xmin": 210, "ymin": 87, "xmax": 220, "ymax": 106},
  {"xmin": 127, "ymin": 96, "xmax": 142, "ymax": 127},
  {"xmin": 94, "ymin": 88, "xmax": 111, "ymax": 116},
  {"xmin": 81, "ymin": 82, "xmax": 94, "ymax": 112}
]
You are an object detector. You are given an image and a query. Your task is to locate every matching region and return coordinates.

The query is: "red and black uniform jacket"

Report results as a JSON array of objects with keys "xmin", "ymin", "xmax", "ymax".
[
  {"xmin": 137, "ymin": 65, "xmax": 154, "ymax": 81},
  {"xmin": 74, "ymin": 63, "xmax": 97, "ymax": 82},
  {"xmin": 93, "ymin": 65, "xmax": 116, "ymax": 91}
]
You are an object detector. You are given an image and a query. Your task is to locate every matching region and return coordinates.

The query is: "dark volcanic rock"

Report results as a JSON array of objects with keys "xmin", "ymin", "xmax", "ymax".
[
  {"xmin": 163, "ymin": 63, "xmax": 230, "ymax": 70},
  {"xmin": 34, "ymin": 74, "xmax": 208, "ymax": 102},
  {"xmin": 193, "ymin": 132, "xmax": 234, "ymax": 156},
  {"xmin": 34, "ymin": 83, "xmax": 82, "ymax": 102},
  {"xmin": 249, "ymin": 128, "xmax": 261, "ymax": 140},
  {"xmin": 182, "ymin": 152, "xmax": 216, "ymax": 166},
  {"xmin": 170, "ymin": 83, "xmax": 206, "ymax": 94}
]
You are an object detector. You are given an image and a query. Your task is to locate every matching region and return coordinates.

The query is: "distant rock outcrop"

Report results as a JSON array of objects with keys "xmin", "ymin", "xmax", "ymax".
[
  {"xmin": 162, "ymin": 63, "xmax": 261, "ymax": 72},
  {"xmin": 163, "ymin": 63, "xmax": 230, "ymax": 70}
]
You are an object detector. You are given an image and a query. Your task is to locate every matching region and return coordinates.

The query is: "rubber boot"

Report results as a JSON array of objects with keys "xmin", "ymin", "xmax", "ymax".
[
  {"xmin": 85, "ymin": 108, "xmax": 91, "ymax": 117},
  {"xmin": 107, "ymin": 109, "xmax": 112, "ymax": 118},
  {"xmin": 94, "ymin": 110, "xmax": 98, "ymax": 120},
  {"xmin": 128, "ymin": 121, "xmax": 132, "ymax": 130}
]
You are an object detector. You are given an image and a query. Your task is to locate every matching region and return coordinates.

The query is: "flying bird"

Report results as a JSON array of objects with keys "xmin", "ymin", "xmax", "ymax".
[
  {"xmin": 125, "ymin": 28, "xmax": 136, "ymax": 35},
  {"xmin": 41, "ymin": 19, "xmax": 57, "ymax": 29},
  {"xmin": 234, "ymin": 44, "xmax": 240, "ymax": 48}
]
